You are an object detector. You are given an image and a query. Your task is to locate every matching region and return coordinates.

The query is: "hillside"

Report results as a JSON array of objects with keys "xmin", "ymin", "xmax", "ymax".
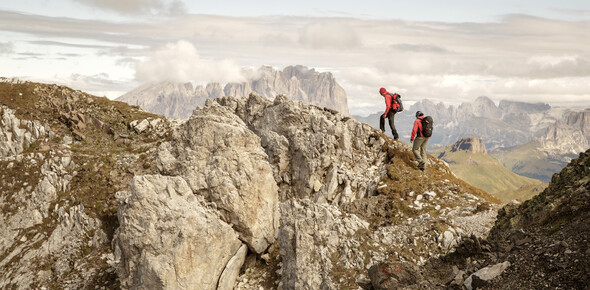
[
  {"xmin": 436, "ymin": 137, "xmax": 547, "ymax": 202},
  {"xmin": 0, "ymin": 78, "xmax": 504, "ymax": 289},
  {"xmin": 0, "ymin": 77, "xmax": 171, "ymax": 288},
  {"xmin": 490, "ymin": 140, "xmax": 568, "ymax": 182},
  {"xmin": 378, "ymin": 147, "xmax": 590, "ymax": 289}
]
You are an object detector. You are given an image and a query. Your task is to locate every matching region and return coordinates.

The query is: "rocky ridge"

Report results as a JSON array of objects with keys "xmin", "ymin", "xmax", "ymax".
[
  {"xmin": 8, "ymin": 78, "xmax": 587, "ymax": 289},
  {"xmin": 0, "ymin": 77, "xmax": 171, "ymax": 289},
  {"xmin": 111, "ymin": 92, "xmax": 503, "ymax": 289}
]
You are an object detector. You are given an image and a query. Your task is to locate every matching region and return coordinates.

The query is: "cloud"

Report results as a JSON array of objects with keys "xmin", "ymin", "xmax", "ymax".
[
  {"xmin": 71, "ymin": 0, "xmax": 186, "ymax": 15},
  {"xmin": 390, "ymin": 43, "xmax": 449, "ymax": 54},
  {"xmin": 299, "ymin": 21, "xmax": 361, "ymax": 49},
  {"xmin": 0, "ymin": 42, "xmax": 13, "ymax": 54},
  {"xmin": 1, "ymin": 11, "xmax": 589, "ymax": 115},
  {"xmin": 135, "ymin": 40, "xmax": 245, "ymax": 84}
]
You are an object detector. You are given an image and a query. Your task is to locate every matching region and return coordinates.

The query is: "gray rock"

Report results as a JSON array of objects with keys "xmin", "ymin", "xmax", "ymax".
[
  {"xmin": 157, "ymin": 102, "xmax": 279, "ymax": 254},
  {"xmin": 278, "ymin": 199, "xmax": 369, "ymax": 289},
  {"xmin": 464, "ymin": 261, "xmax": 511, "ymax": 290},
  {"xmin": 113, "ymin": 175, "xmax": 244, "ymax": 290}
]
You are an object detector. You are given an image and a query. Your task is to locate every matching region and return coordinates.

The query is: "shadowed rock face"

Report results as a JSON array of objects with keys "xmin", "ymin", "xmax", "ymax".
[{"xmin": 450, "ymin": 136, "xmax": 488, "ymax": 154}]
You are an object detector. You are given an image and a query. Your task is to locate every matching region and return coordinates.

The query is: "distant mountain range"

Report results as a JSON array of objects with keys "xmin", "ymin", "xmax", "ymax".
[
  {"xmin": 354, "ymin": 97, "xmax": 590, "ymax": 182},
  {"xmin": 435, "ymin": 136, "xmax": 547, "ymax": 202},
  {"xmin": 353, "ymin": 96, "xmax": 572, "ymax": 150},
  {"xmin": 115, "ymin": 66, "xmax": 589, "ymax": 183},
  {"xmin": 117, "ymin": 65, "xmax": 349, "ymax": 119}
]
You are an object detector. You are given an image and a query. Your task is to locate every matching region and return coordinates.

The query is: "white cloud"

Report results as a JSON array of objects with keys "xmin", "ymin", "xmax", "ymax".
[
  {"xmin": 71, "ymin": 0, "xmax": 186, "ymax": 15},
  {"xmin": 135, "ymin": 40, "xmax": 245, "ymax": 84},
  {"xmin": 299, "ymin": 21, "xmax": 361, "ymax": 49},
  {"xmin": 0, "ymin": 41, "xmax": 13, "ymax": 54},
  {"xmin": 1, "ymin": 11, "xmax": 589, "ymax": 115}
]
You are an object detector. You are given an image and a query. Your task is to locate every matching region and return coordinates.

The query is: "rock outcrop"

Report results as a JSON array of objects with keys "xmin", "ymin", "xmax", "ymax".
[
  {"xmin": 111, "ymin": 92, "xmax": 503, "ymax": 289},
  {"xmin": 113, "ymin": 175, "xmax": 245, "ymax": 290},
  {"xmin": 155, "ymin": 100, "xmax": 280, "ymax": 254},
  {"xmin": 449, "ymin": 136, "xmax": 488, "ymax": 154},
  {"xmin": 0, "ymin": 78, "xmax": 171, "ymax": 289},
  {"xmin": 539, "ymin": 108, "xmax": 590, "ymax": 159}
]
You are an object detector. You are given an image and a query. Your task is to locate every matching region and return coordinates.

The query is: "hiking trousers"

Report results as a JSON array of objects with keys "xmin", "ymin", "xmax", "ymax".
[
  {"xmin": 413, "ymin": 136, "xmax": 429, "ymax": 170},
  {"xmin": 379, "ymin": 110, "xmax": 399, "ymax": 139}
]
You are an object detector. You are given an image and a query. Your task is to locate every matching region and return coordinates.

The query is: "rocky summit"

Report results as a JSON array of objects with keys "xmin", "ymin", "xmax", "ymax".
[
  {"xmin": 1, "ymin": 78, "xmax": 588, "ymax": 289},
  {"xmin": 448, "ymin": 137, "xmax": 488, "ymax": 155}
]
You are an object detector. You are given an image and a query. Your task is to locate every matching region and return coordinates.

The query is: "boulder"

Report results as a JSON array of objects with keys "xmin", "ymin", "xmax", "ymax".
[
  {"xmin": 113, "ymin": 175, "xmax": 244, "ymax": 290},
  {"xmin": 464, "ymin": 261, "xmax": 511, "ymax": 290},
  {"xmin": 156, "ymin": 102, "xmax": 279, "ymax": 254}
]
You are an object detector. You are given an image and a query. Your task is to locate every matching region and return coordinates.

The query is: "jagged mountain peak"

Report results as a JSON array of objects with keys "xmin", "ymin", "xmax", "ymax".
[{"xmin": 117, "ymin": 65, "xmax": 350, "ymax": 119}]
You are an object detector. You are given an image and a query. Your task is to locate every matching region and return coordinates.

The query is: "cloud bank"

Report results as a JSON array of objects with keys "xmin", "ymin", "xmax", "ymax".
[
  {"xmin": 135, "ymin": 40, "xmax": 245, "ymax": 84},
  {"xmin": 71, "ymin": 0, "xmax": 186, "ymax": 15},
  {"xmin": 1, "ymin": 10, "xmax": 589, "ymax": 115}
]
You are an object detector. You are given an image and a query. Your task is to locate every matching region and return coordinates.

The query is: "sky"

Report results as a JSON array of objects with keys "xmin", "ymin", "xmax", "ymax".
[{"xmin": 1, "ymin": 0, "xmax": 589, "ymax": 116}]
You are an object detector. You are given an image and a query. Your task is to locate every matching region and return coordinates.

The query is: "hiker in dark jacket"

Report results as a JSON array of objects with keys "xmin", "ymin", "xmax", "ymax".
[
  {"xmin": 410, "ymin": 111, "xmax": 429, "ymax": 171},
  {"xmin": 379, "ymin": 87, "xmax": 400, "ymax": 140}
]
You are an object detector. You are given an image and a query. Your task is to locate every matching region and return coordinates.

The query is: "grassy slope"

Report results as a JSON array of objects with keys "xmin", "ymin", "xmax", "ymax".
[
  {"xmin": 435, "ymin": 149, "xmax": 547, "ymax": 203},
  {"xmin": 490, "ymin": 141, "xmax": 567, "ymax": 182}
]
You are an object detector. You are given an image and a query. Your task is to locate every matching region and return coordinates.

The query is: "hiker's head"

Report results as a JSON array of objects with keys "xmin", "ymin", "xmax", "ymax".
[
  {"xmin": 416, "ymin": 111, "xmax": 424, "ymax": 117},
  {"xmin": 379, "ymin": 87, "xmax": 386, "ymax": 95}
]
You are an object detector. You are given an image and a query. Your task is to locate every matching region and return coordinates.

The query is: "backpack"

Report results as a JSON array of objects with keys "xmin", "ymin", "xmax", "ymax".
[
  {"xmin": 421, "ymin": 116, "xmax": 433, "ymax": 137},
  {"xmin": 391, "ymin": 93, "xmax": 404, "ymax": 112}
]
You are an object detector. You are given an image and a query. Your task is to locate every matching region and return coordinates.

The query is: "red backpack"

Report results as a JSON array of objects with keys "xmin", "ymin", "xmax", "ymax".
[{"xmin": 390, "ymin": 93, "xmax": 404, "ymax": 112}]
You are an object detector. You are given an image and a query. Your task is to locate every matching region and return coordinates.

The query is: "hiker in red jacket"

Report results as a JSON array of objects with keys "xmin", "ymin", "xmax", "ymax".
[
  {"xmin": 411, "ymin": 111, "xmax": 429, "ymax": 171},
  {"xmin": 379, "ymin": 87, "xmax": 400, "ymax": 140}
]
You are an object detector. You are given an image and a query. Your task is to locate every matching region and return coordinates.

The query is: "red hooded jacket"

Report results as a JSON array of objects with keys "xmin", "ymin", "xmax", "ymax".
[
  {"xmin": 411, "ymin": 115, "xmax": 425, "ymax": 141},
  {"xmin": 383, "ymin": 92, "xmax": 400, "ymax": 115}
]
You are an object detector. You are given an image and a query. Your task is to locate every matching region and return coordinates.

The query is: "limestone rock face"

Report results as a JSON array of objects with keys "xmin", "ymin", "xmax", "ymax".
[
  {"xmin": 117, "ymin": 81, "xmax": 199, "ymax": 119},
  {"xmin": 1, "ymin": 105, "xmax": 53, "ymax": 157},
  {"xmin": 450, "ymin": 136, "xmax": 488, "ymax": 154},
  {"xmin": 539, "ymin": 109, "xmax": 590, "ymax": 158},
  {"xmin": 216, "ymin": 93, "xmax": 385, "ymax": 205},
  {"xmin": 225, "ymin": 65, "xmax": 350, "ymax": 115},
  {"xmin": 116, "ymin": 65, "xmax": 350, "ymax": 119},
  {"xmin": 278, "ymin": 199, "xmax": 370, "ymax": 289},
  {"xmin": 113, "ymin": 175, "xmax": 245, "ymax": 290},
  {"xmin": 156, "ymin": 102, "xmax": 279, "ymax": 254}
]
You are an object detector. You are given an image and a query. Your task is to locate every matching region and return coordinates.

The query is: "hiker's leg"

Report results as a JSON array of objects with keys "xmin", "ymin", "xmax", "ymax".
[
  {"xmin": 420, "ymin": 137, "xmax": 429, "ymax": 169},
  {"xmin": 412, "ymin": 137, "xmax": 423, "ymax": 163},
  {"xmin": 414, "ymin": 137, "xmax": 426, "ymax": 169},
  {"xmin": 379, "ymin": 114, "xmax": 385, "ymax": 132},
  {"xmin": 388, "ymin": 111, "xmax": 399, "ymax": 139}
]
